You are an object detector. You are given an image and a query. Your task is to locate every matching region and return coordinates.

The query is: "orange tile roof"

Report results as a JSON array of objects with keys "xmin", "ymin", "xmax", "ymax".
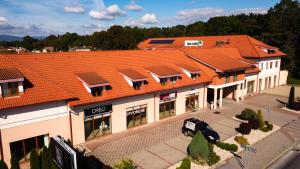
[
  {"xmin": 0, "ymin": 68, "xmax": 24, "ymax": 80},
  {"xmin": 146, "ymin": 65, "xmax": 181, "ymax": 77},
  {"xmin": 177, "ymin": 64, "xmax": 201, "ymax": 73},
  {"xmin": 138, "ymin": 35, "xmax": 286, "ymax": 58},
  {"xmin": 76, "ymin": 72, "xmax": 109, "ymax": 86},
  {"xmin": 0, "ymin": 55, "xmax": 72, "ymax": 111},
  {"xmin": 118, "ymin": 69, "xmax": 147, "ymax": 81},
  {"xmin": 182, "ymin": 48, "xmax": 252, "ymax": 72},
  {"xmin": 6, "ymin": 50, "xmax": 211, "ymax": 108}
]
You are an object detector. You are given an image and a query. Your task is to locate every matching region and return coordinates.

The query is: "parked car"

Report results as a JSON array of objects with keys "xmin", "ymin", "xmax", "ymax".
[{"xmin": 182, "ymin": 118, "xmax": 220, "ymax": 143}]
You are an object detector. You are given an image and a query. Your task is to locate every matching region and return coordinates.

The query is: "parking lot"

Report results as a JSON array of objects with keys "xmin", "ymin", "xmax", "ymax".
[{"xmin": 83, "ymin": 94, "xmax": 298, "ymax": 169}]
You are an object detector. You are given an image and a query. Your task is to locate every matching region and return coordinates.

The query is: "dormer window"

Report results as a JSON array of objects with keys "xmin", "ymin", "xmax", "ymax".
[
  {"xmin": 0, "ymin": 68, "xmax": 24, "ymax": 98},
  {"xmin": 76, "ymin": 72, "xmax": 110, "ymax": 97},
  {"xmin": 146, "ymin": 65, "xmax": 181, "ymax": 86},
  {"xmin": 267, "ymin": 49, "xmax": 275, "ymax": 54},
  {"xmin": 178, "ymin": 64, "xmax": 201, "ymax": 80},
  {"xmin": 119, "ymin": 69, "xmax": 148, "ymax": 90}
]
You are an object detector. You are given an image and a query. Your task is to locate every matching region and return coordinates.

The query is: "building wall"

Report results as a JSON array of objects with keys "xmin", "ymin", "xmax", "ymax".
[
  {"xmin": 279, "ymin": 70, "xmax": 288, "ymax": 86},
  {"xmin": 0, "ymin": 101, "xmax": 71, "ymax": 166},
  {"xmin": 256, "ymin": 57, "xmax": 281, "ymax": 90}
]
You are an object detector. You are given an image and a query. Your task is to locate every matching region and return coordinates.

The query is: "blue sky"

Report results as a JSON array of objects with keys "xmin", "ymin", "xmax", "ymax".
[{"xmin": 0, "ymin": 0, "xmax": 280, "ymax": 36}]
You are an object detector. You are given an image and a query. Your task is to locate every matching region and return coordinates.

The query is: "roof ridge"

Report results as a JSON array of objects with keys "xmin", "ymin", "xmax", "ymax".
[{"xmin": 245, "ymin": 35, "xmax": 261, "ymax": 57}]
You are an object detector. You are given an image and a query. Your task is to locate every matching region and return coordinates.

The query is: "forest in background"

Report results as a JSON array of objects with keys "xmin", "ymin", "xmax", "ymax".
[{"xmin": 0, "ymin": 0, "xmax": 299, "ymax": 80}]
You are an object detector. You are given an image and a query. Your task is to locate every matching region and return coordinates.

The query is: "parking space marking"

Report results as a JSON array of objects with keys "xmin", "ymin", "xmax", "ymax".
[
  {"xmin": 145, "ymin": 149, "xmax": 173, "ymax": 165},
  {"xmin": 163, "ymin": 142, "xmax": 187, "ymax": 154}
]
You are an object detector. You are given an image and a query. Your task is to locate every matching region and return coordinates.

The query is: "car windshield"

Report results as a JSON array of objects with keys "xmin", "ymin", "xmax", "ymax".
[{"xmin": 206, "ymin": 125, "xmax": 213, "ymax": 130}]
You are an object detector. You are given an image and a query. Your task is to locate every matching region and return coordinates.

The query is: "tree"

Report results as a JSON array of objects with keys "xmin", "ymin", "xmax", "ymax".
[
  {"xmin": 257, "ymin": 110, "xmax": 265, "ymax": 129},
  {"xmin": 10, "ymin": 153, "xmax": 20, "ymax": 169},
  {"xmin": 0, "ymin": 160, "xmax": 8, "ymax": 169},
  {"xmin": 30, "ymin": 149, "xmax": 40, "ymax": 169},
  {"xmin": 188, "ymin": 131, "xmax": 210, "ymax": 160},
  {"xmin": 288, "ymin": 85, "xmax": 295, "ymax": 108},
  {"xmin": 41, "ymin": 147, "xmax": 51, "ymax": 169}
]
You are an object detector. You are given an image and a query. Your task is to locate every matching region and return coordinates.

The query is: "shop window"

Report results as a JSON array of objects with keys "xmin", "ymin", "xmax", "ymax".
[
  {"xmin": 185, "ymin": 94, "xmax": 199, "ymax": 111},
  {"xmin": 1, "ymin": 82, "xmax": 19, "ymax": 98},
  {"xmin": 10, "ymin": 135, "xmax": 46, "ymax": 163},
  {"xmin": 91, "ymin": 86, "xmax": 103, "ymax": 96},
  {"xmin": 126, "ymin": 104, "xmax": 147, "ymax": 128},
  {"xmin": 159, "ymin": 100, "xmax": 175, "ymax": 119},
  {"xmin": 84, "ymin": 114, "xmax": 111, "ymax": 140}
]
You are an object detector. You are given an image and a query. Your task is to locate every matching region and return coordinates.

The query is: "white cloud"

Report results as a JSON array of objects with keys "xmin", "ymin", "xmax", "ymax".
[
  {"xmin": 125, "ymin": 1, "xmax": 143, "ymax": 11},
  {"xmin": 124, "ymin": 13, "xmax": 158, "ymax": 27},
  {"xmin": 64, "ymin": 5, "xmax": 85, "ymax": 13},
  {"xmin": 89, "ymin": 4, "xmax": 126, "ymax": 20},
  {"xmin": 0, "ymin": 17, "xmax": 7, "ymax": 24},
  {"xmin": 175, "ymin": 7, "xmax": 225, "ymax": 22},
  {"xmin": 233, "ymin": 8, "xmax": 267, "ymax": 15},
  {"xmin": 140, "ymin": 13, "xmax": 158, "ymax": 24}
]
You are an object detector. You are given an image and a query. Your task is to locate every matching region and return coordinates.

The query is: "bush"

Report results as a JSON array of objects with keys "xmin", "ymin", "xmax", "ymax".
[
  {"xmin": 10, "ymin": 153, "xmax": 20, "ymax": 169},
  {"xmin": 237, "ymin": 123, "xmax": 252, "ymax": 135},
  {"xmin": 216, "ymin": 142, "xmax": 238, "ymax": 152},
  {"xmin": 249, "ymin": 118, "xmax": 260, "ymax": 130},
  {"xmin": 176, "ymin": 157, "xmax": 191, "ymax": 169},
  {"xmin": 266, "ymin": 123, "xmax": 273, "ymax": 130},
  {"xmin": 259, "ymin": 121, "xmax": 273, "ymax": 132},
  {"xmin": 30, "ymin": 149, "xmax": 40, "ymax": 169},
  {"xmin": 238, "ymin": 108, "xmax": 258, "ymax": 120},
  {"xmin": 0, "ymin": 160, "xmax": 8, "ymax": 169},
  {"xmin": 113, "ymin": 158, "xmax": 135, "ymax": 169},
  {"xmin": 234, "ymin": 136, "xmax": 249, "ymax": 145},
  {"xmin": 207, "ymin": 144, "xmax": 220, "ymax": 166},
  {"xmin": 257, "ymin": 110, "xmax": 265, "ymax": 129},
  {"xmin": 188, "ymin": 132, "xmax": 210, "ymax": 160}
]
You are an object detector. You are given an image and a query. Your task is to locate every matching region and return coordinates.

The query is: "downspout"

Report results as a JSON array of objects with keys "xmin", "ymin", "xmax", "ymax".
[
  {"xmin": 154, "ymin": 93, "xmax": 157, "ymax": 122},
  {"xmin": 0, "ymin": 129, "xmax": 4, "ymax": 160},
  {"xmin": 203, "ymin": 84, "xmax": 206, "ymax": 108},
  {"xmin": 256, "ymin": 74, "xmax": 259, "ymax": 93},
  {"xmin": 68, "ymin": 110, "xmax": 74, "ymax": 145}
]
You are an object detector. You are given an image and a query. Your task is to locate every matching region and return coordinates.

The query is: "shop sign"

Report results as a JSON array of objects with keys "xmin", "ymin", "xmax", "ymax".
[
  {"xmin": 84, "ymin": 104, "xmax": 112, "ymax": 118},
  {"xmin": 51, "ymin": 136, "xmax": 77, "ymax": 169},
  {"xmin": 127, "ymin": 106, "xmax": 147, "ymax": 116},
  {"xmin": 160, "ymin": 92, "xmax": 177, "ymax": 100}
]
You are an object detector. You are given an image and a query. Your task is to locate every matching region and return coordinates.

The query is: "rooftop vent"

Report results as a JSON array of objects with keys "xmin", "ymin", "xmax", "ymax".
[{"xmin": 76, "ymin": 72, "xmax": 110, "ymax": 96}]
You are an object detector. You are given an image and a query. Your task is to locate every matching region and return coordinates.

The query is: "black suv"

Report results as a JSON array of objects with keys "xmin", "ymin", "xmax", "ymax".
[{"xmin": 182, "ymin": 118, "xmax": 220, "ymax": 143}]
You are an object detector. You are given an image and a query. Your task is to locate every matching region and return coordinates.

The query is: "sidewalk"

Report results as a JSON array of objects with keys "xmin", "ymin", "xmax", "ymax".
[{"xmin": 216, "ymin": 129, "xmax": 295, "ymax": 169}]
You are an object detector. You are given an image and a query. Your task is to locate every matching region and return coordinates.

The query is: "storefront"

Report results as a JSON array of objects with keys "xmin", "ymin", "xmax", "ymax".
[
  {"xmin": 126, "ymin": 104, "xmax": 147, "ymax": 128},
  {"xmin": 159, "ymin": 92, "xmax": 176, "ymax": 119},
  {"xmin": 247, "ymin": 80, "xmax": 255, "ymax": 93},
  {"xmin": 84, "ymin": 104, "xmax": 112, "ymax": 140},
  {"xmin": 185, "ymin": 93, "xmax": 199, "ymax": 111},
  {"xmin": 9, "ymin": 134, "xmax": 48, "ymax": 163}
]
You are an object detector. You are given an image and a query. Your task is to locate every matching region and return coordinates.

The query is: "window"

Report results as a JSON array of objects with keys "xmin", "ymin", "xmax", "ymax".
[
  {"xmin": 133, "ymin": 81, "xmax": 143, "ymax": 90},
  {"xmin": 266, "ymin": 62, "xmax": 269, "ymax": 69},
  {"xmin": 267, "ymin": 49, "xmax": 275, "ymax": 54},
  {"xmin": 270, "ymin": 62, "xmax": 273, "ymax": 68},
  {"xmin": 84, "ymin": 114, "xmax": 111, "ymax": 140},
  {"xmin": 1, "ymin": 82, "xmax": 19, "ymax": 98},
  {"xmin": 225, "ymin": 76, "xmax": 230, "ymax": 83},
  {"xmin": 275, "ymin": 61, "xmax": 278, "ymax": 68},
  {"xmin": 170, "ymin": 76, "xmax": 178, "ymax": 84},
  {"xmin": 261, "ymin": 63, "xmax": 264, "ymax": 70},
  {"xmin": 160, "ymin": 78, "xmax": 167, "ymax": 85},
  {"xmin": 233, "ymin": 72, "xmax": 238, "ymax": 81},
  {"xmin": 126, "ymin": 105, "xmax": 147, "ymax": 128},
  {"xmin": 159, "ymin": 100, "xmax": 175, "ymax": 119},
  {"xmin": 91, "ymin": 86, "xmax": 103, "ymax": 96},
  {"xmin": 191, "ymin": 73, "xmax": 199, "ymax": 80},
  {"xmin": 10, "ymin": 135, "xmax": 46, "ymax": 163}
]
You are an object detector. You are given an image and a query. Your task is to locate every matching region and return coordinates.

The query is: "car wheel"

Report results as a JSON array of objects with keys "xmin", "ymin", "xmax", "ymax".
[{"xmin": 182, "ymin": 129, "xmax": 189, "ymax": 136}]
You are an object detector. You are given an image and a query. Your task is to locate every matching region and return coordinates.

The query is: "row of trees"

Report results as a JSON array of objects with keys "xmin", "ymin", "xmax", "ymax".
[{"xmin": 0, "ymin": 0, "xmax": 299, "ymax": 78}]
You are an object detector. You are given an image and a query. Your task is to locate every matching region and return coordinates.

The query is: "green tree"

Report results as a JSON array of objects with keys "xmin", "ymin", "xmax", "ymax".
[
  {"xmin": 10, "ymin": 153, "xmax": 20, "ymax": 169},
  {"xmin": 0, "ymin": 160, "xmax": 8, "ymax": 169},
  {"xmin": 257, "ymin": 110, "xmax": 265, "ymax": 129},
  {"xmin": 188, "ymin": 132, "xmax": 210, "ymax": 160},
  {"xmin": 288, "ymin": 85, "xmax": 295, "ymax": 107},
  {"xmin": 30, "ymin": 149, "xmax": 40, "ymax": 169}
]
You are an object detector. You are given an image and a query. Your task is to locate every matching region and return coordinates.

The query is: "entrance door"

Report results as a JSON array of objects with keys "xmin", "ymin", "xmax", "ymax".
[
  {"xmin": 185, "ymin": 95, "xmax": 199, "ymax": 111},
  {"xmin": 247, "ymin": 81, "xmax": 254, "ymax": 93}
]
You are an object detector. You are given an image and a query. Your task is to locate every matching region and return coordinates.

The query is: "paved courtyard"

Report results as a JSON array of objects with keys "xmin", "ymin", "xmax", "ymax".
[{"xmin": 83, "ymin": 93, "xmax": 299, "ymax": 169}]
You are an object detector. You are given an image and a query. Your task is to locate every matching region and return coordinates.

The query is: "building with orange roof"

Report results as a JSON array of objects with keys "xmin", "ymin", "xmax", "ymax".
[{"xmin": 0, "ymin": 35, "xmax": 288, "ymax": 166}]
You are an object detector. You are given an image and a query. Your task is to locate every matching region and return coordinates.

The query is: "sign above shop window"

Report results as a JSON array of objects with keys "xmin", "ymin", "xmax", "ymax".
[
  {"xmin": 84, "ymin": 104, "xmax": 112, "ymax": 118},
  {"xmin": 126, "ymin": 105, "xmax": 147, "ymax": 116},
  {"xmin": 160, "ymin": 92, "xmax": 177, "ymax": 101}
]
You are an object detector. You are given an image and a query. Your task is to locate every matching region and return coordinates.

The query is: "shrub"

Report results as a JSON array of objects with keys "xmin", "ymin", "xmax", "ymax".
[
  {"xmin": 234, "ymin": 136, "xmax": 249, "ymax": 145},
  {"xmin": 237, "ymin": 123, "xmax": 252, "ymax": 135},
  {"xmin": 176, "ymin": 157, "xmax": 191, "ymax": 169},
  {"xmin": 239, "ymin": 108, "xmax": 257, "ymax": 120},
  {"xmin": 0, "ymin": 160, "xmax": 8, "ymax": 169},
  {"xmin": 188, "ymin": 132, "xmax": 210, "ymax": 160},
  {"xmin": 10, "ymin": 153, "xmax": 20, "ymax": 169},
  {"xmin": 113, "ymin": 158, "xmax": 135, "ymax": 169},
  {"xmin": 249, "ymin": 118, "xmax": 260, "ymax": 130},
  {"xmin": 30, "ymin": 149, "xmax": 40, "ymax": 169},
  {"xmin": 207, "ymin": 143, "xmax": 220, "ymax": 166},
  {"xmin": 216, "ymin": 142, "xmax": 238, "ymax": 152},
  {"xmin": 266, "ymin": 123, "xmax": 273, "ymax": 130},
  {"xmin": 257, "ymin": 110, "xmax": 265, "ymax": 129}
]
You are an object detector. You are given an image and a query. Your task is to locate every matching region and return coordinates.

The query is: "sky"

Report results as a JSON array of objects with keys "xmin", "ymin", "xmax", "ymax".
[{"xmin": 0, "ymin": 0, "xmax": 281, "ymax": 36}]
